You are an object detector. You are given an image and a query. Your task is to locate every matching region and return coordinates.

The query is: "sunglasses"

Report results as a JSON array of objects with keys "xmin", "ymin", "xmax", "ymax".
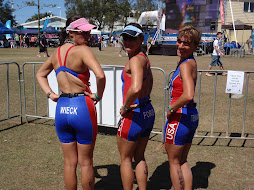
[
  {"xmin": 123, "ymin": 35, "xmax": 137, "ymax": 42},
  {"xmin": 177, "ymin": 38, "xmax": 192, "ymax": 46}
]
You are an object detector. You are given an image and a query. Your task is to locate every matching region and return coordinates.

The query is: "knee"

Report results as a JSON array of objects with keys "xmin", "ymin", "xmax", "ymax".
[{"xmin": 78, "ymin": 158, "xmax": 93, "ymax": 168}]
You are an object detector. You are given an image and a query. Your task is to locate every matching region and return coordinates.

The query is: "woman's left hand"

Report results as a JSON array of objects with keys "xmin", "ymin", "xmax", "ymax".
[
  {"xmin": 84, "ymin": 92, "xmax": 100, "ymax": 104},
  {"xmin": 120, "ymin": 106, "xmax": 127, "ymax": 116}
]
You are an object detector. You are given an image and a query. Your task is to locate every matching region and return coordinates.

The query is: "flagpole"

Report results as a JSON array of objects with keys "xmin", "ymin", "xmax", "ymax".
[{"xmin": 229, "ymin": 0, "xmax": 238, "ymax": 46}]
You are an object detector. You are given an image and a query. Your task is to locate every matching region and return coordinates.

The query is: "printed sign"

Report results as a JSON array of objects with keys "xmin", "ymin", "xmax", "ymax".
[{"xmin": 225, "ymin": 71, "xmax": 244, "ymax": 94}]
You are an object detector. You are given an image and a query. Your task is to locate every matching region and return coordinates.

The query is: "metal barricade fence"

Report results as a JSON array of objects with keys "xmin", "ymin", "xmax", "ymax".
[
  {"xmin": 167, "ymin": 70, "xmax": 254, "ymax": 140},
  {"xmin": 21, "ymin": 63, "xmax": 168, "ymax": 140},
  {"xmin": 0, "ymin": 62, "xmax": 22, "ymax": 123}
]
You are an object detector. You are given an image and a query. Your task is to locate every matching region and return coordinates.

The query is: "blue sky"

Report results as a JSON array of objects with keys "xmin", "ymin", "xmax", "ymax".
[{"xmin": 6, "ymin": 0, "xmax": 67, "ymax": 24}]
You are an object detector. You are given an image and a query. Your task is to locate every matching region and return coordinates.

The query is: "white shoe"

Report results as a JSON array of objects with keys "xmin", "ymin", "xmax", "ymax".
[
  {"xmin": 37, "ymin": 55, "xmax": 41, "ymax": 58},
  {"xmin": 119, "ymin": 54, "xmax": 122, "ymax": 57}
]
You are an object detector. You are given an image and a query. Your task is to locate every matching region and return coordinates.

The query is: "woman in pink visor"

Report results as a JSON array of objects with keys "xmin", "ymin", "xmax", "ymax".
[{"xmin": 36, "ymin": 15, "xmax": 105, "ymax": 190}]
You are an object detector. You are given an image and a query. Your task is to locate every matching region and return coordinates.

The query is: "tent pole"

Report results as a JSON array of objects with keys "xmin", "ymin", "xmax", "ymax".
[{"xmin": 229, "ymin": 0, "xmax": 238, "ymax": 46}]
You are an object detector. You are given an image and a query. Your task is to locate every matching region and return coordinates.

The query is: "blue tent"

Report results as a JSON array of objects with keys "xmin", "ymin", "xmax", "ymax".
[
  {"xmin": 17, "ymin": 29, "xmax": 38, "ymax": 35},
  {"xmin": 43, "ymin": 26, "xmax": 59, "ymax": 34},
  {"xmin": 0, "ymin": 22, "xmax": 14, "ymax": 34}
]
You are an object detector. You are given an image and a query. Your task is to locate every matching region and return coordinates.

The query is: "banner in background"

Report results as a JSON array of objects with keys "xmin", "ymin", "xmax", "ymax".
[
  {"xmin": 43, "ymin": 19, "xmax": 50, "ymax": 30},
  {"xmin": 220, "ymin": 0, "xmax": 225, "ymax": 25},
  {"xmin": 165, "ymin": 0, "xmax": 219, "ymax": 33},
  {"xmin": 5, "ymin": 20, "xmax": 11, "ymax": 39}
]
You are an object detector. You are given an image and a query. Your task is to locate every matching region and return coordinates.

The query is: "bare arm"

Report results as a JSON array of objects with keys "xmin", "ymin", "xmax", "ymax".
[
  {"xmin": 120, "ymin": 56, "xmax": 144, "ymax": 116},
  {"xmin": 167, "ymin": 60, "xmax": 195, "ymax": 120},
  {"xmin": 36, "ymin": 54, "xmax": 59, "ymax": 102},
  {"xmin": 81, "ymin": 47, "xmax": 106, "ymax": 102}
]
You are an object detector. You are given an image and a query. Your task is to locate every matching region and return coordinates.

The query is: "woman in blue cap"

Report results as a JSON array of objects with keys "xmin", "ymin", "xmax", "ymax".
[{"xmin": 117, "ymin": 23, "xmax": 155, "ymax": 190}]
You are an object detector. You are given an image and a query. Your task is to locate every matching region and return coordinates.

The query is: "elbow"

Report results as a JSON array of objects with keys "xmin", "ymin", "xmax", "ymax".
[
  {"xmin": 131, "ymin": 85, "xmax": 142, "ymax": 96},
  {"xmin": 97, "ymin": 73, "xmax": 106, "ymax": 82},
  {"xmin": 186, "ymin": 93, "xmax": 194, "ymax": 102}
]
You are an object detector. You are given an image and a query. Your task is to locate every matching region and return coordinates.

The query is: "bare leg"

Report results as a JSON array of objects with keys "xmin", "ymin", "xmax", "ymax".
[
  {"xmin": 117, "ymin": 135, "xmax": 136, "ymax": 190},
  {"xmin": 206, "ymin": 65, "xmax": 213, "ymax": 76},
  {"xmin": 134, "ymin": 137, "xmax": 149, "ymax": 190},
  {"xmin": 77, "ymin": 142, "xmax": 95, "ymax": 190},
  {"xmin": 180, "ymin": 143, "xmax": 193, "ymax": 190},
  {"xmin": 61, "ymin": 142, "xmax": 78, "ymax": 190}
]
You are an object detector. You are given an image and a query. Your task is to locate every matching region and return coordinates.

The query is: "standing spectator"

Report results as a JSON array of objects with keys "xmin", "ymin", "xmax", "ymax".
[
  {"xmin": 118, "ymin": 35, "xmax": 127, "ymax": 57},
  {"xmin": 30, "ymin": 35, "xmax": 36, "ymax": 47},
  {"xmin": 24, "ymin": 33, "xmax": 30, "ymax": 48},
  {"xmin": 10, "ymin": 38, "xmax": 14, "ymax": 48},
  {"xmin": 19, "ymin": 34, "xmax": 23, "ymax": 48},
  {"xmin": 14, "ymin": 34, "xmax": 19, "ymax": 48},
  {"xmin": 146, "ymin": 35, "xmax": 154, "ymax": 55},
  {"xmin": 164, "ymin": 25, "xmax": 200, "ymax": 190},
  {"xmin": 206, "ymin": 32, "xmax": 227, "ymax": 76},
  {"xmin": 246, "ymin": 36, "xmax": 253, "ymax": 54},
  {"xmin": 110, "ymin": 36, "xmax": 114, "ymax": 47},
  {"xmin": 98, "ymin": 36, "xmax": 102, "ymax": 51}
]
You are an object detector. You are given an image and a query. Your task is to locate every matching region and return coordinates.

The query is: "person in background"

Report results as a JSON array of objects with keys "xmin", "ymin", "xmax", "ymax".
[
  {"xmin": 14, "ymin": 34, "xmax": 20, "ymax": 48},
  {"xmin": 30, "ymin": 35, "xmax": 36, "ymax": 47},
  {"xmin": 36, "ymin": 15, "xmax": 106, "ymax": 190},
  {"xmin": 146, "ymin": 35, "xmax": 153, "ymax": 55},
  {"xmin": 10, "ymin": 38, "xmax": 14, "ymax": 48},
  {"xmin": 164, "ymin": 25, "xmax": 200, "ymax": 190},
  {"xmin": 246, "ymin": 36, "xmax": 253, "ymax": 54},
  {"xmin": 98, "ymin": 35, "xmax": 102, "ymax": 51},
  {"xmin": 206, "ymin": 32, "xmax": 227, "ymax": 76},
  {"xmin": 117, "ymin": 23, "xmax": 155, "ymax": 190},
  {"xmin": 118, "ymin": 35, "xmax": 127, "ymax": 57},
  {"xmin": 24, "ymin": 33, "xmax": 30, "ymax": 48}
]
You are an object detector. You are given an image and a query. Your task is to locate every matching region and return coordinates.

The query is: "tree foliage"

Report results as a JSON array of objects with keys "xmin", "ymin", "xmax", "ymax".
[
  {"xmin": 0, "ymin": 0, "xmax": 16, "ymax": 25},
  {"xmin": 64, "ymin": 0, "xmax": 133, "ymax": 31},
  {"xmin": 26, "ymin": 12, "xmax": 54, "ymax": 22}
]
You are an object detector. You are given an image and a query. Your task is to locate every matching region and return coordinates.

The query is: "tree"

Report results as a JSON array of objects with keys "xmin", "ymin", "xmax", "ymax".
[
  {"xmin": 26, "ymin": 12, "xmax": 54, "ymax": 22},
  {"xmin": 0, "ymin": 0, "xmax": 16, "ymax": 25},
  {"xmin": 64, "ymin": 0, "xmax": 132, "ymax": 31}
]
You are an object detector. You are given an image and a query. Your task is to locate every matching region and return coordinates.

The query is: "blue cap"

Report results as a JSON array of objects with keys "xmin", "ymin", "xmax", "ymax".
[{"xmin": 121, "ymin": 25, "xmax": 143, "ymax": 37}]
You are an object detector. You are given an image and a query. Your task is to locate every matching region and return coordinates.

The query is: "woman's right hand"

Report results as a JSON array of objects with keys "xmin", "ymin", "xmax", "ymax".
[{"xmin": 49, "ymin": 93, "xmax": 59, "ymax": 102}]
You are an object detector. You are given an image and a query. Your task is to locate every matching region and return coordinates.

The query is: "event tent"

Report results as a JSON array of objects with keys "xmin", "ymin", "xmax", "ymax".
[
  {"xmin": 17, "ymin": 28, "xmax": 38, "ymax": 35},
  {"xmin": 0, "ymin": 22, "xmax": 14, "ymax": 34},
  {"xmin": 221, "ymin": 19, "xmax": 252, "ymax": 30}
]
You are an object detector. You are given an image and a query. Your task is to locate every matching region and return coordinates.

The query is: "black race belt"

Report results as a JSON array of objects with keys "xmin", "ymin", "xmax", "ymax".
[
  {"xmin": 129, "ymin": 100, "xmax": 151, "ymax": 111},
  {"xmin": 60, "ymin": 93, "xmax": 87, "ymax": 98}
]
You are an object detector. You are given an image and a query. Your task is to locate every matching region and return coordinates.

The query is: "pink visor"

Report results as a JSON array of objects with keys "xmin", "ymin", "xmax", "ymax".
[{"xmin": 69, "ymin": 18, "xmax": 96, "ymax": 32}]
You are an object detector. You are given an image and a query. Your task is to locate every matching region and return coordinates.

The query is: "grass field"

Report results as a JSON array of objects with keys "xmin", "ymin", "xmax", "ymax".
[{"xmin": 0, "ymin": 47, "xmax": 254, "ymax": 190}]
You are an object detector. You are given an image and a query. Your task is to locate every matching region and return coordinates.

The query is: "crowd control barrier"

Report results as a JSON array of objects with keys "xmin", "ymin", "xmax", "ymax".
[
  {"xmin": 22, "ymin": 63, "xmax": 167, "ymax": 138},
  {"xmin": 0, "ymin": 62, "xmax": 22, "ymax": 123},
  {"xmin": 167, "ymin": 70, "xmax": 254, "ymax": 140}
]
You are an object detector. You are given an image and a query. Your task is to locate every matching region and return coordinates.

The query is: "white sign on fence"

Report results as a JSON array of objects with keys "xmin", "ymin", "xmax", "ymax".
[{"xmin": 225, "ymin": 70, "xmax": 244, "ymax": 94}]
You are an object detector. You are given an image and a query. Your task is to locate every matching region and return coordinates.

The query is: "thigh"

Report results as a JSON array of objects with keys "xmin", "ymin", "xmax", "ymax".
[
  {"xmin": 117, "ymin": 135, "xmax": 136, "ymax": 160},
  {"xmin": 134, "ymin": 137, "xmax": 149, "ymax": 163},
  {"xmin": 77, "ymin": 142, "xmax": 95, "ymax": 165},
  {"xmin": 61, "ymin": 141, "xmax": 78, "ymax": 165},
  {"xmin": 165, "ymin": 143, "xmax": 184, "ymax": 163}
]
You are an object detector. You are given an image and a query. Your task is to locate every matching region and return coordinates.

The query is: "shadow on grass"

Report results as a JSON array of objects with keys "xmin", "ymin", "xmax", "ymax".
[
  {"xmin": 94, "ymin": 164, "xmax": 123, "ymax": 190},
  {"xmin": 98, "ymin": 125, "xmax": 118, "ymax": 136},
  {"xmin": 147, "ymin": 161, "xmax": 215, "ymax": 190}
]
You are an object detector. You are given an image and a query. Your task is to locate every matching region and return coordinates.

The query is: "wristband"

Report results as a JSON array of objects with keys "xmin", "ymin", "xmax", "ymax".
[
  {"xmin": 47, "ymin": 91, "xmax": 53, "ymax": 98},
  {"xmin": 123, "ymin": 106, "xmax": 128, "ymax": 111},
  {"xmin": 168, "ymin": 106, "xmax": 174, "ymax": 113},
  {"xmin": 95, "ymin": 93, "xmax": 101, "ymax": 101}
]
